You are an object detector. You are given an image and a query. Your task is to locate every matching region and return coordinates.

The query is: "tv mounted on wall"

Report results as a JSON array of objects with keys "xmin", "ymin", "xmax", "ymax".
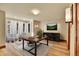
[{"xmin": 47, "ymin": 23, "xmax": 57, "ymax": 30}]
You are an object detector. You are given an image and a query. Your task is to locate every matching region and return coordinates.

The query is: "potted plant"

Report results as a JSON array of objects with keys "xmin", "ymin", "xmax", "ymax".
[{"xmin": 36, "ymin": 29, "xmax": 43, "ymax": 39}]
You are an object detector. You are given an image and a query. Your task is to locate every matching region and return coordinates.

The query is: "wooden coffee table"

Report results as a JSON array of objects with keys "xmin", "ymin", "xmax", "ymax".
[{"xmin": 20, "ymin": 36, "xmax": 49, "ymax": 56}]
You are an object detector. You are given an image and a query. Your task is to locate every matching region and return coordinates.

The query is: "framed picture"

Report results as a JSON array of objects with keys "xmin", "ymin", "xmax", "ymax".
[{"xmin": 46, "ymin": 23, "xmax": 57, "ymax": 30}]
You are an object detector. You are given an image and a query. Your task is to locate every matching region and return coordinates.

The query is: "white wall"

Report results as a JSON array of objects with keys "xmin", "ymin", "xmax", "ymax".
[{"xmin": 41, "ymin": 19, "xmax": 68, "ymax": 40}]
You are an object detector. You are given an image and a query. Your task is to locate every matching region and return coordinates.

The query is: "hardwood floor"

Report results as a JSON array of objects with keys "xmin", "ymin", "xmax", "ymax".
[
  {"xmin": 48, "ymin": 40, "xmax": 69, "ymax": 56},
  {"xmin": 0, "ymin": 40, "xmax": 69, "ymax": 56}
]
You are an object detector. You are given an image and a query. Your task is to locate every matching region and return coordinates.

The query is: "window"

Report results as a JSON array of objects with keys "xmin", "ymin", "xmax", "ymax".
[
  {"xmin": 23, "ymin": 23, "xmax": 25, "ymax": 32},
  {"xmin": 8, "ymin": 21, "xmax": 10, "ymax": 34},
  {"xmin": 28, "ymin": 23, "xmax": 30, "ymax": 33},
  {"xmin": 16, "ymin": 22, "xmax": 18, "ymax": 33}
]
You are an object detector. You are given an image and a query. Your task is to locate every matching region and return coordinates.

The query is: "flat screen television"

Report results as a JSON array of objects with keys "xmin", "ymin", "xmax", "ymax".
[{"xmin": 47, "ymin": 23, "xmax": 57, "ymax": 30}]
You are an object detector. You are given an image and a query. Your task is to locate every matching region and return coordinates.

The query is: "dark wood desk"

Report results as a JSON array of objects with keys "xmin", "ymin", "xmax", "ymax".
[{"xmin": 20, "ymin": 36, "xmax": 49, "ymax": 56}]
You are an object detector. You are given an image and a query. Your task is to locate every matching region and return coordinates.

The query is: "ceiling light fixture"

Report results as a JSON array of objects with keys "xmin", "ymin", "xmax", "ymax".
[{"xmin": 31, "ymin": 9, "xmax": 40, "ymax": 15}]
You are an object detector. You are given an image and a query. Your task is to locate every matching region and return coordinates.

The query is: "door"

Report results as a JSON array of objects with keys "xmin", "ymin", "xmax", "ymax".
[
  {"xmin": 0, "ymin": 10, "xmax": 5, "ymax": 48},
  {"xmin": 76, "ymin": 3, "xmax": 79, "ymax": 56}
]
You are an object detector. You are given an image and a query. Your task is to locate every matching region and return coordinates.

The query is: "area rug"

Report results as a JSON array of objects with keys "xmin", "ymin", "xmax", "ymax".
[{"xmin": 11, "ymin": 40, "xmax": 52, "ymax": 56}]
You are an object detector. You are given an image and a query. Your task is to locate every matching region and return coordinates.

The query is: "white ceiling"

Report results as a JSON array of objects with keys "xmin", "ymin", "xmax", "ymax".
[{"xmin": 0, "ymin": 3, "xmax": 70, "ymax": 21}]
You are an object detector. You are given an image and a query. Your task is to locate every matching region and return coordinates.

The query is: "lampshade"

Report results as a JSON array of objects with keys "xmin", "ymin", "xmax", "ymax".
[{"xmin": 65, "ymin": 8, "xmax": 72, "ymax": 23}]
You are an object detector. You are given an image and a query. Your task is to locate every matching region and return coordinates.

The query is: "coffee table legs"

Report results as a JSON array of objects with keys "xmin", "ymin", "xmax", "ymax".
[
  {"xmin": 22, "ymin": 39, "xmax": 37, "ymax": 56},
  {"xmin": 22, "ymin": 39, "xmax": 48, "ymax": 56},
  {"xmin": 47, "ymin": 38, "xmax": 49, "ymax": 46},
  {"xmin": 23, "ymin": 39, "xmax": 24, "ymax": 49},
  {"xmin": 35, "ymin": 42, "xmax": 37, "ymax": 56}
]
